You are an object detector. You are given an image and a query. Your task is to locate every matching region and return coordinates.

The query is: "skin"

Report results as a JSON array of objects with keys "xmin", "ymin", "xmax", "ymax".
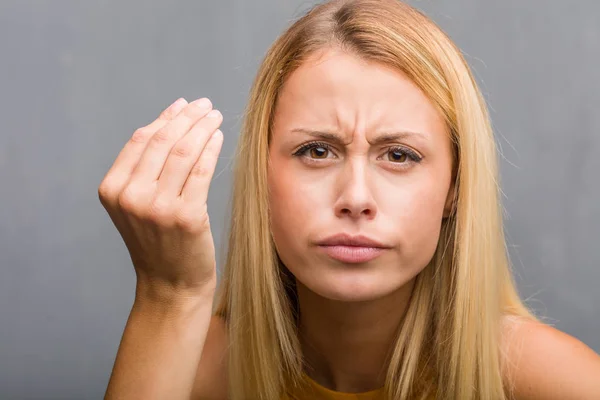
[
  {"xmin": 267, "ymin": 47, "xmax": 455, "ymax": 392},
  {"xmin": 260, "ymin": 46, "xmax": 600, "ymax": 398},
  {"xmin": 191, "ymin": 48, "xmax": 600, "ymax": 399},
  {"xmin": 100, "ymin": 46, "xmax": 599, "ymax": 400}
]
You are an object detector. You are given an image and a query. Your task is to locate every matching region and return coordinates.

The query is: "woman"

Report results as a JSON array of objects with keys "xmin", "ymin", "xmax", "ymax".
[{"xmin": 98, "ymin": 0, "xmax": 600, "ymax": 399}]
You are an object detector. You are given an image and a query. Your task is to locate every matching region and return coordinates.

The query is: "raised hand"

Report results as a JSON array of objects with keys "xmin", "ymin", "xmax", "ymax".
[{"xmin": 98, "ymin": 98, "xmax": 224, "ymax": 302}]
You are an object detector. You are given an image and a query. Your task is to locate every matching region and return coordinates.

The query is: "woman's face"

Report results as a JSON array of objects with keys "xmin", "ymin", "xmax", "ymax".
[{"xmin": 268, "ymin": 47, "xmax": 454, "ymax": 302}]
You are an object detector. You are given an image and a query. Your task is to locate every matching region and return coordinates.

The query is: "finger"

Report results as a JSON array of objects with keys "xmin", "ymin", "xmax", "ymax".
[
  {"xmin": 157, "ymin": 109, "xmax": 223, "ymax": 196},
  {"xmin": 99, "ymin": 98, "xmax": 188, "ymax": 204},
  {"xmin": 180, "ymin": 128, "xmax": 224, "ymax": 203},
  {"xmin": 156, "ymin": 97, "xmax": 189, "ymax": 122},
  {"xmin": 107, "ymin": 98, "xmax": 187, "ymax": 178},
  {"xmin": 129, "ymin": 98, "xmax": 213, "ymax": 185}
]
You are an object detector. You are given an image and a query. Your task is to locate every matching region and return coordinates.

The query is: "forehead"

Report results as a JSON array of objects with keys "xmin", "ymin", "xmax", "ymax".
[{"xmin": 273, "ymin": 47, "xmax": 447, "ymax": 140}]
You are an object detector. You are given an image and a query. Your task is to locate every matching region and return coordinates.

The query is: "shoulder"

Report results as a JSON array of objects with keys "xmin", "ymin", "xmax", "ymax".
[
  {"xmin": 191, "ymin": 315, "xmax": 229, "ymax": 400},
  {"xmin": 501, "ymin": 315, "xmax": 600, "ymax": 400}
]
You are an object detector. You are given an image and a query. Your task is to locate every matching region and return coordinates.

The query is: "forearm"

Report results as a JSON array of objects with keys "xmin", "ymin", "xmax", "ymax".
[{"xmin": 104, "ymin": 288, "xmax": 215, "ymax": 400}]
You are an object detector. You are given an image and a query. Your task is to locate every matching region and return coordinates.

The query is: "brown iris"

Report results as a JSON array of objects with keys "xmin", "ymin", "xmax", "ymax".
[
  {"xmin": 388, "ymin": 149, "xmax": 407, "ymax": 163},
  {"xmin": 310, "ymin": 146, "xmax": 329, "ymax": 159}
]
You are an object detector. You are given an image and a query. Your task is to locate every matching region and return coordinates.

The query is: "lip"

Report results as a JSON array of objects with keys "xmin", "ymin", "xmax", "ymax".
[
  {"xmin": 315, "ymin": 233, "xmax": 390, "ymax": 264},
  {"xmin": 316, "ymin": 233, "xmax": 390, "ymax": 248}
]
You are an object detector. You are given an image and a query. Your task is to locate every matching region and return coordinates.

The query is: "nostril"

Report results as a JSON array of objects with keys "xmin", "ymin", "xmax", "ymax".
[{"xmin": 339, "ymin": 207, "xmax": 373, "ymax": 217}]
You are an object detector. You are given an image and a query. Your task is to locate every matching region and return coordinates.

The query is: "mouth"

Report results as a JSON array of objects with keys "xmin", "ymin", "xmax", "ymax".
[
  {"xmin": 317, "ymin": 245, "xmax": 386, "ymax": 263},
  {"xmin": 315, "ymin": 233, "xmax": 390, "ymax": 264}
]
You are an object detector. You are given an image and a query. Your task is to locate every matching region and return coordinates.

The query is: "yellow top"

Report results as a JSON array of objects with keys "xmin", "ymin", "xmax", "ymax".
[{"xmin": 283, "ymin": 373, "xmax": 385, "ymax": 400}]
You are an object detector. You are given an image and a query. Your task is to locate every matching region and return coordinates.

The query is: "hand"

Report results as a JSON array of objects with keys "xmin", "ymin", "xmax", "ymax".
[{"xmin": 98, "ymin": 98, "xmax": 224, "ymax": 302}]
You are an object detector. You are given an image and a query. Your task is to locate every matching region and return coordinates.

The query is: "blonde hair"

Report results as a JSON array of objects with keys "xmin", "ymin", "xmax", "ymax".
[{"xmin": 214, "ymin": 0, "xmax": 537, "ymax": 398}]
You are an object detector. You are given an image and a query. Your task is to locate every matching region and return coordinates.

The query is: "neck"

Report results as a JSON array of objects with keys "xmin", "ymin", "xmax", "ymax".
[{"xmin": 297, "ymin": 279, "xmax": 415, "ymax": 393}]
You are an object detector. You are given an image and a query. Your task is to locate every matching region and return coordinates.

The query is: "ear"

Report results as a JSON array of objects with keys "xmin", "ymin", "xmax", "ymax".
[{"xmin": 443, "ymin": 180, "xmax": 456, "ymax": 219}]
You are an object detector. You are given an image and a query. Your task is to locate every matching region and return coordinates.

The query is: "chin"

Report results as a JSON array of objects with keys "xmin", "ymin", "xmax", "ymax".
[
  {"xmin": 315, "ymin": 287, "xmax": 386, "ymax": 303},
  {"xmin": 297, "ymin": 267, "xmax": 407, "ymax": 303}
]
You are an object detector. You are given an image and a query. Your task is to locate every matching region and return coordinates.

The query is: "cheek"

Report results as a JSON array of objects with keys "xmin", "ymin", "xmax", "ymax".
[
  {"xmin": 268, "ymin": 152, "xmax": 335, "ymax": 225},
  {"xmin": 383, "ymin": 176, "xmax": 449, "ymax": 264},
  {"xmin": 267, "ymin": 161, "xmax": 319, "ymax": 255}
]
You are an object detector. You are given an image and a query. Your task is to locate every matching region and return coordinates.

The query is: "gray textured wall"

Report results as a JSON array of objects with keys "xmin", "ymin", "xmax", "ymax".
[{"xmin": 0, "ymin": 0, "xmax": 598, "ymax": 398}]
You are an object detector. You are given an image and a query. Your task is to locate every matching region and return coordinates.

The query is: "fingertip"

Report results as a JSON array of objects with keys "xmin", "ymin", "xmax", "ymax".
[
  {"xmin": 158, "ymin": 97, "xmax": 188, "ymax": 121},
  {"xmin": 210, "ymin": 130, "xmax": 224, "ymax": 145},
  {"xmin": 172, "ymin": 97, "xmax": 188, "ymax": 112}
]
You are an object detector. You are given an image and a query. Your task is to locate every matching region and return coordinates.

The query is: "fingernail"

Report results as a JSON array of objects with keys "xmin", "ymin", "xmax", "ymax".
[
  {"xmin": 192, "ymin": 97, "xmax": 212, "ymax": 110},
  {"xmin": 207, "ymin": 109, "xmax": 221, "ymax": 119}
]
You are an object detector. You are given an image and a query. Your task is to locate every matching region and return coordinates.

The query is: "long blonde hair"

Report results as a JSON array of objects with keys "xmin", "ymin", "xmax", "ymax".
[{"xmin": 214, "ymin": 0, "xmax": 536, "ymax": 398}]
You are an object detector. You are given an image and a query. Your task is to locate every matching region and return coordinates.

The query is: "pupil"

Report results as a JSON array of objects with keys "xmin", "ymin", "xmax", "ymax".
[
  {"xmin": 312, "ymin": 147, "xmax": 327, "ymax": 158},
  {"xmin": 391, "ymin": 151, "xmax": 406, "ymax": 162}
]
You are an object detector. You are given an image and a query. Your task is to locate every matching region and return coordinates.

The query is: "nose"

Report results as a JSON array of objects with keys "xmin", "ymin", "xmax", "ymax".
[{"xmin": 334, "ymin": 160, "xmax": 377, "ymax": 220}]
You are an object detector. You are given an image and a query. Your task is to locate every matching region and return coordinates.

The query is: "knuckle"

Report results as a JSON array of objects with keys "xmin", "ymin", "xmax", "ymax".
[
  {"xmin": 190, "ymin": 162, "xmax": 210, "ymax": 179},
  {"xmin": 147, "ymin": 196, "xmax": 174, "ymax": 223},
  {"xmin": 174, "ymin": 208, "xmax": 210, "ymax": 233},
  {"xmin": 159, "ymin": 108, "xmax": 177, "ymax": 121},
  {"xmin": 171, "ymin": 143, "xmax": 193, "ymax": 159},
  {"xmin": 117, "ymin": 185, "xmax": 143, "ymax": 214},
  {"xmin": 151, "ymin": 128, "xmax": 171, "ymax": 144},
  {"xmin": 98, "ymin": 179, "xmax": 116, "ymax": 203},
  {"xmin": 130, "ymin": 127, "xmax": 152, "ymax": 144}
]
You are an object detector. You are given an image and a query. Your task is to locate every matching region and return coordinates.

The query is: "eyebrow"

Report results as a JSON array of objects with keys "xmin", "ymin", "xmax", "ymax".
[{"xmin": 290, "ymin": 128, "xmax": 428, "ymax": 146}]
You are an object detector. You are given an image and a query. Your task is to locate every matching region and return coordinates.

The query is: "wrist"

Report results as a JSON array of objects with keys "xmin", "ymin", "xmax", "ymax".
[{"xmin": 134, "ymin": 276, "xmax": 217, "ymax": 308}]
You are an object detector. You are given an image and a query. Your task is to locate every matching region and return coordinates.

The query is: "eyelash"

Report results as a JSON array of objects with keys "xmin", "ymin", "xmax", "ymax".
[{"xmin": 292, "ymin": 141, "xmax": 423, "ymax": 166}]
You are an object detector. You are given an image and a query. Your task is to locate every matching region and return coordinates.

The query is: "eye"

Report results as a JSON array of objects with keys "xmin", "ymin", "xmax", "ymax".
[
  {"xmin": 309, "ymin": 146, "xmax": 329, "ymax": 159},
  {"xmin": 385, "ymin": 146, "xmax": 422, "ymax": 164},
  {"xmin": 292, "ymin": 141, "xmax": 335, "ymax": 160}
]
